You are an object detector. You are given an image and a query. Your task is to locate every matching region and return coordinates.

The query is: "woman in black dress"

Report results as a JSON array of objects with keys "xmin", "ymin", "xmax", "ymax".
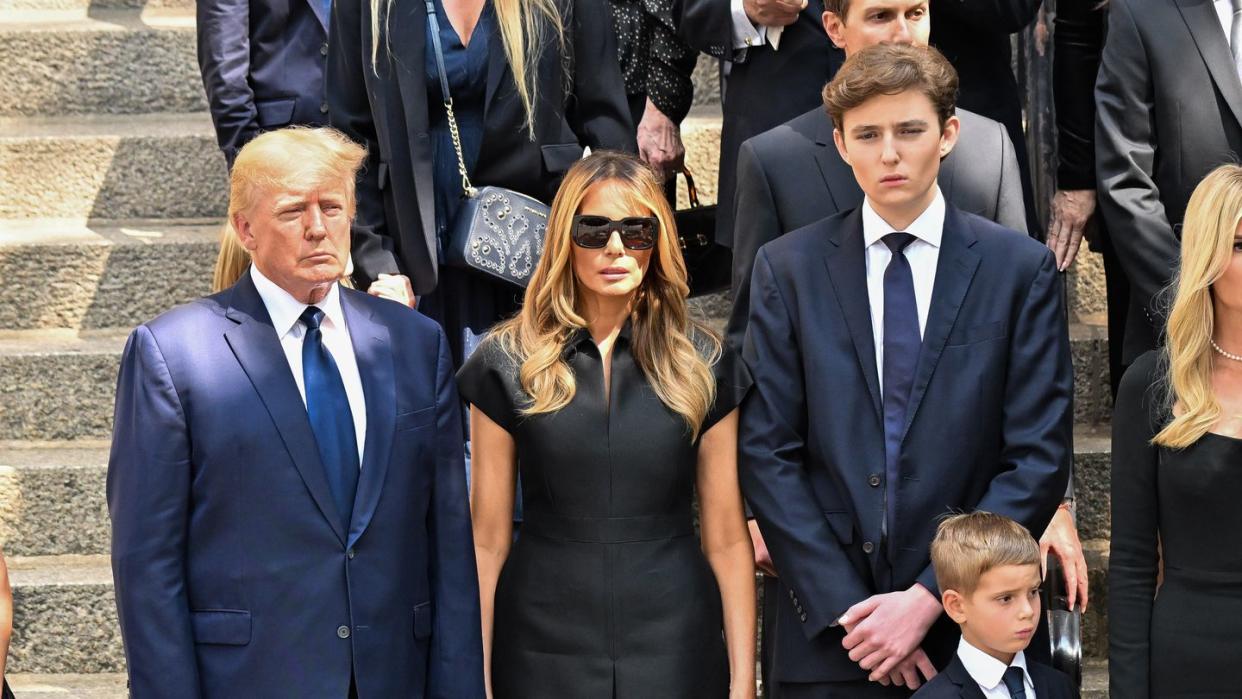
[
  {"xmin": 1110, "ymin": 164, "xmax": 1242, "ymax": 697},
  {"xmin": 458, "ymin": 151, "xmax": 756, "ymax": 698}
]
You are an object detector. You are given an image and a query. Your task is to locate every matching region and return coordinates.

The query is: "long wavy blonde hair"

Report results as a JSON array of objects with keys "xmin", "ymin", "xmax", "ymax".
[
  {"xmin": 489, "ymin": 151, "xmax": 722, "ymax": 439},
  {"xmin": 1155, "ymin": 164, "xmax": 1242, "ymax": 447},
  {"xmin": 370, "ymin": 0, "xmax": 565, "ymax": 136}
]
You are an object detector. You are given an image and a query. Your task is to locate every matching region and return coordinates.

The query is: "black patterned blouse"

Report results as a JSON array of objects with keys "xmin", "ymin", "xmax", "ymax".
[{"xmin": 607, "ymin": 0, "xmax": 699, "ymax": 123}]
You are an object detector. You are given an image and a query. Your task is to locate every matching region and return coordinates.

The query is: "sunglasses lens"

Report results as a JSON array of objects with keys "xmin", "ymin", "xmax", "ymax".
[
  {"xmin": 620, "ymin": 218, "xmax": 657, "ymax": 249},
  {"xmin": 573, "ymin": 216, "xmax": 611, "ymax": 248}
]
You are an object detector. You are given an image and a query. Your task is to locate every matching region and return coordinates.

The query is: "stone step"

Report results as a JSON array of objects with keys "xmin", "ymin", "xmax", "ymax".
[
  {"xmin": 6, "ymin": 554, "xmax": 123, "ymax": 674},
  {"xmin": 0, "ymin": 112, "xmax": 227, "ymax": 220},
  {"xmin": 0, "ymin": 8, "xmax": 204, "ymax": 117},
  {"xmin": 0, "ymin": 440, "xmax": 111, "ymax": 557},
  {"xmin": 0, "ymin": 219, "xmax": 220, "ymax": 330},
  {"xmin": 1071, "ymin": 322, "xmax": 1111, "ymax": 425},
  {"xmin": 7, "ymin": 673, "xmax": 128, "ymax": 698},
  {"xmin": 1082, "ymin": 539, "xmax": 1110, "ymax": 660}
]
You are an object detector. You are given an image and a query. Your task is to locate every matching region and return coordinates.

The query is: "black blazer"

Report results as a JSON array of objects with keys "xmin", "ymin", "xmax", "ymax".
[
  {"xmin": 738, "ymin": 205, "xmax": 1071, "ymax": 682},
  {"xmin": 197, "ymin": 0, "xmax": 330, "ymax": 167},
  {"xmin": 673, "ymin": 0, "xmax": 842, "ymax": 248},
  {"xmin": 725, "ymin": 105, "xmax": 1027, "ymax": 351},
  {"xmin": 328, "ymin": 0, "xmax": 635, "ymax": 294},
  {"xmin": 912, "ymin": 654, "xmax": 1077, "ymax": 699},
  {"xmin": 1095, "ymin": 0, "xmax": 1242, "ymax": 362}
]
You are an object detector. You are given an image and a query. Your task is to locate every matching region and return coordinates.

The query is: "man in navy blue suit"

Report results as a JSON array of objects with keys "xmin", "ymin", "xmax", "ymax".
[
  {"xmin": 739, "ymin": 44, "xmax": 1071, "ymax": 697},
  {"xmin": 197, "ymin": 0, "xmax": 332, "ymax": 169},
  {"xmin": 107, "ymin": 128, "xmax": 484, "ymax": 698}
]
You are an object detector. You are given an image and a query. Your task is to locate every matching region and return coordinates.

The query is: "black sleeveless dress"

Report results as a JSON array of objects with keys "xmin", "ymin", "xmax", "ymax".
[
  {"xmin": 1109, "ymin": 351, "xmax": 1242, "ymax": 697},
  {"xmin": 456, "ymin": 325, "xmax": 751, "ymax": 698}
]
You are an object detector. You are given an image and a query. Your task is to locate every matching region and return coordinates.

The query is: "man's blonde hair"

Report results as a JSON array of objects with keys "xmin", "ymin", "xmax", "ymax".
[
  {"xmin": 228, "ymin": 127, "xmax": 367, "ymax": 220},
  {"xmin": 930, "ymin": 512, "xmax": 1040, "ymax": 596}
]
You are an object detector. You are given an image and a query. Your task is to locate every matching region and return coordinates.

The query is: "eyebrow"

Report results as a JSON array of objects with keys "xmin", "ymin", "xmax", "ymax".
[{"xmin": 849, "ymin": 119, "xmax": 929, "ymax": 136}]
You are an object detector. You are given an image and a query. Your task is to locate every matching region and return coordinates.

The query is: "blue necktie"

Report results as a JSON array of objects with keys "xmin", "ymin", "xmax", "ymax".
[
  {"xmin": 1002, "ymin": 666, "xmax": 1027, "ymax": 699},
  {"xmin": 300, "ymin": 307, "xmax": 360, "ymax": 530},
  {"xmin": 881, "ymin": 233, "xmax": 920, "ymax": 558}
]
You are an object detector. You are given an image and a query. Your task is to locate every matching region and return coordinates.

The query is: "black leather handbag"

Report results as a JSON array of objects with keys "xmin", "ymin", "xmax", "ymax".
[
  {"xmin": 674, "ymin": 168, "xmax": 732, "ymax": 297},
  {"xmin": 1043, "ymin": 553, "xmax": 1083, "ymax": 687},
  {"xmin": 426, "ymin": 0, "xmax": 549, "ymax": 288}
]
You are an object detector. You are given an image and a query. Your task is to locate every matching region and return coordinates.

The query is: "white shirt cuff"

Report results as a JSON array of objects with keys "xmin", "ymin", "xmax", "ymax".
[{"xmin": 731, "ymin": 0, "xmax": 768, "ymax": 49}]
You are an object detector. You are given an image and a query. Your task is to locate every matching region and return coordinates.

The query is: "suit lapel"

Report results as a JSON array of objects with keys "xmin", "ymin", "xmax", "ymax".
[
  {"xmin": 813, "ymin": 111, "xmax": 855, "ymax": 213},
  {"xmin": 307, "ymin": 0, "xmax": 329, "ymax": 32},
  {"xmin": 900, "ymin": 206, "xmax": 981, "ymax": 442},
  {"xmin": 341, "ymin": 291, "xmax": 396, "ymax": 547},
  {"xmin": 224, "ymin": 272, "xmax": 347, "ymax": 545},
  {"xmin": 945, "ymin": 656, "xmax": 988, "ymax": 699},
  {"xmin": 1177, "ymin": 0, "xmax": 1242, "ymax": 128},
  {"xmin": 394, "ymin": 1, "xmax": 439, "ymax": 266},
  {"xmin": 824, "ymin": 210, "xmax": 883, "ymax": 421}
]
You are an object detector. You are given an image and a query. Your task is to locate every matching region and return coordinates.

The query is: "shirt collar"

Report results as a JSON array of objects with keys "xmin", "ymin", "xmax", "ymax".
[
  {"xmin": 861, "ymin": 186, "xmax": 946, "ymax": 250},
  {"xmin": 956, "ymin": 636, "xmax": 1030, "ymax": 692},
  {"xmin": 250, "ymin": 264, "xmax": 345, "ymax": 338}
]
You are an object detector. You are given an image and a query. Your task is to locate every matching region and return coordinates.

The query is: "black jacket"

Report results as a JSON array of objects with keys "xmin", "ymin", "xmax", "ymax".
[
  {"xmin": 328, "ymin": 0, "xmax": 635, "ymax": 294},
  {"xmin": 912, "ymin": 654, "xmax": 1077, "ymax": 699}
]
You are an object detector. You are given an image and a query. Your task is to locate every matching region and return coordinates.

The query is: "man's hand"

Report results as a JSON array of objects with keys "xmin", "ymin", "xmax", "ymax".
[
  {"xmin": 1040, "ymin": 503, "xmax": 1089, "ymax": 611},
  {"xmin": 886, "ymin": 647, "xmax": 938, "ymax": 689},
  {"xmin": 748, "ymin": 519, "xmax": 777, "ymax": 577},
  {"xmin": 367, "ymin": 273, "xmax": 415, "ymax": 308},
  {"xmin": 743, "ymin": 0, "xmax": 805, "ymax": 27},
  {"xmin": 1045, "ymin": 189, "xmax": 1096, "ymax": 271},
  {"xmin": 637, "ymin": 100, "xmax": 685, "ymax": 180},
  {"xmin": 839, "ymin": 584, "xmax": 942, "ymax": 682}
]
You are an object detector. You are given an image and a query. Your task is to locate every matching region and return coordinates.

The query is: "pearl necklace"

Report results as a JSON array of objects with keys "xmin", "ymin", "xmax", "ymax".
[{"xmin": 1211, "ymin": 339, "xmax": 1242, "ymax": 362}]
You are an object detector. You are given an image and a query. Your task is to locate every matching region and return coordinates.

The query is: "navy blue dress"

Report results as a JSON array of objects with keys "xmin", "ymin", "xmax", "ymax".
[{"xmin": 419, "ymin": 0, "xmax": 522, "ymax": 368}]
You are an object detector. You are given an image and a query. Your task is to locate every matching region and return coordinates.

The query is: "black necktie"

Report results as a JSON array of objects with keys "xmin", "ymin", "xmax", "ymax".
[
  {"xmin": 881, "ymin": 233, "xmax": 920, "ymax": 555},
  {"xmin": 300, "ymin": 307, "xmax": 360, "ymax": 530},
  {"xmin": 1002, "ymin": 666, "xmax": 1027, "ymax": 699}
]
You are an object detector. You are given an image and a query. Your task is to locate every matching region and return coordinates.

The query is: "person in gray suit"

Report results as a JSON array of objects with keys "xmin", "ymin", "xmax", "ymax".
[{"xmin": 1095, "ymin": 0, "xmax": 1242, "ymax": 365}]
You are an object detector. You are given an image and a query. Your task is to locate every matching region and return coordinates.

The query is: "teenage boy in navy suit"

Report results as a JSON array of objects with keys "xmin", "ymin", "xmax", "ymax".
[{"xmin": 914, "ymin": 512, "xmax": 1076, "ymax": 699}]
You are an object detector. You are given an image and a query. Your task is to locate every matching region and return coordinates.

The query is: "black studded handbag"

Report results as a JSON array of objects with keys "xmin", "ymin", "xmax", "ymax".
[
  {"xmin": 673, "ymin": 167, "xmax": 732, "ymax": 297},
  {"xmin": 427, "ymin": 0, "xmax": 549, "ymax": 288}
]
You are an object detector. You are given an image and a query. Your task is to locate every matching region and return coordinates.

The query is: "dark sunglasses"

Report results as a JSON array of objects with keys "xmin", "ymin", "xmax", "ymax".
[{"xmin": 571, "ymin": 215, "xmax": 659, "ymax": 250}]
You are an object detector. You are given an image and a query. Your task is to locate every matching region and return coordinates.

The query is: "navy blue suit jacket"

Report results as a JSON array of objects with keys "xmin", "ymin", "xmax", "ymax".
[
  {"xmin": 197, "ymin": 0, "xmax": 331, "ymax": 167},
  {"xmin": 911, "ymin": 655, "xmax": 1077, "ymax": 698},
  {"xmin": 107, "ymin": 271, "xmax": 484, "ymax": 698},
  {"xmin": 738, "ymin": 205, "xmax": 1072, "ymax": 683}
]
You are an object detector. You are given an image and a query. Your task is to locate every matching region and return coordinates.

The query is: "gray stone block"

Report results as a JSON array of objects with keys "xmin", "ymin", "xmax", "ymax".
[
  {"xmin": 691, "ymin": 56, "xmax": 720, "ymax": 107},
  {"xmin": 0, "ymin": 113, "xmax": 228, "ymax": 219},
  {"xmin": 0, "ymin": 9, "xmax": 205, "ymax": 116},
  {"xmin": 0, "ymin": 442, "xmax": 110, "ymax": 556},
  {"xmin": 1083, "ymin": 540, "xmax": 1110, "ymax": 659},
  {"xmin": 7, "ymin": 673, "xmax": 128, "ymax": 698},
  {"xmin": 0, "ymin": 330, "xmax": 127, "ymax": 441},
  {"xmin": 1071, "ymin": 323, "xmax": 1111, "ymax": 424},
  {"xmin": 7, "ymin": 554, "xmax": 124, "ymax": 674},
  {"xmin": 1074, "ymin": 424, "xmax": 1110, "ymax": 542},
  {"xmin": 0, "ymin": 220, "xmax": 220, "ymax": 330}
]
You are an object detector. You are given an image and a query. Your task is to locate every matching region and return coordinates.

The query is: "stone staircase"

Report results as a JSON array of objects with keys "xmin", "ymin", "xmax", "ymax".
[{"xmin": 0, "ymin": 1, "xmax": 1113, "ymax": 694}]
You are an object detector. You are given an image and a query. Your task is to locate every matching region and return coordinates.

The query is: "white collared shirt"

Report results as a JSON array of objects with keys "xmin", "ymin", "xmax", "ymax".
[
  {"xmin": 957, "ymin": 637, "xmax": 1037, "ymax": 699},
  {"xmin": 862, "ymin": 188, "xmax": 945, "ymax": 390},
  {"xmin": 1215, "ymin": 0, "xmax": 1236, "ymax": 51},
  {"xmin": 730, "ymin": 0, "xmax": 785, "ymax": 50},
  {"xmin": 251, "ymin": 265, "xmax": 367, "ymax": 466}
]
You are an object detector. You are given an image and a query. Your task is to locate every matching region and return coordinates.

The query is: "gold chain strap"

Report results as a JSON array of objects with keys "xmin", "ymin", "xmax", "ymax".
[{"xmin": 442, "ymin": 97, "xmax": 477, "ymax": 198}]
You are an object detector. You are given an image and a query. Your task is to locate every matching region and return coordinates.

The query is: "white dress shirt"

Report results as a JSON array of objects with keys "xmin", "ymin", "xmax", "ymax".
[
  {"xmin": 251, "ymin": 265, "xmax": 367, "ymax": 465},
  {"xmin": 862, "ymin": 188, "xmax": 945, "ymax": 389},
  {"xmin": 1215, "ymin": 0, "xmax": 1236, "ymax": 48},
  {"xmin": 957, "ymin": 637, "xmax": 1037, "ymax": 699},
  {"xmin": 731, "ymin": 0, "xmax": 785, "ymax": 50}
]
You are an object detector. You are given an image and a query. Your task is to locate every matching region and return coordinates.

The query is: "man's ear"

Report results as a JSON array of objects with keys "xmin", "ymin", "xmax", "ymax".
[
  {"xmin": 823, "ymin": 10, "xmax": 847, "ymax": 48},
  {"xmin": 942, "ymin": 588, "xmax": 969, "ymax": 625},
  {"xmin": 938, "ymin": 114, "xmax": 961, "ymax": 161},
  {"xmin": 233, "ymin": 211, "xmax": 258, "ymax": 252},
  {"xmin": 833, "ymin": 127, "xmax": 851, "ymax": 166}
]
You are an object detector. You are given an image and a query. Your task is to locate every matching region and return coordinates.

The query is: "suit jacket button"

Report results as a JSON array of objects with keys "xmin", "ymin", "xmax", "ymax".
[
  {"xmin": 800, "ymin": 612, "xmax": 808, "ymax": 622},
  {"xmin": 868, "ymin": 474, "xmax": 881, "ymax": 487},
  {"xmin": 337, "ymin": 625, "xmax": 351, "ymax": 639},
  {"xmin": 347, "ymin": 548, "xmax": 356, "ymax": 559},
  {"xmin": 862, "ymin": 541, "xmax": 875, "ymax": 554},
  {"xmin": 788, "ymin": 589, "xmax": 796, "ymax": 600},
  {"xmin": 320, "ymin": 102, "xmax": 330, "ymax": 114},
  {"xmin": 321, "ymin": 42, "xmax": 329, "ymax": 56}
]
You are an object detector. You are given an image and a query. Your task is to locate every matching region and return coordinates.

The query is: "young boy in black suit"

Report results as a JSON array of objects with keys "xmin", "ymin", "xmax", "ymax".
[{"xmin": 914, "ymin": 512, "xmax": 1077, "ymax": 699}]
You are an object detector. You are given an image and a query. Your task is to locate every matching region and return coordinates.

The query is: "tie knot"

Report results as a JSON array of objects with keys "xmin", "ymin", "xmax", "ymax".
[
  {"xmin": 883, "ymin": 232, "xmax": 917, "ymax": 254},
  {"xmin": 300, "ymin": 306, "xmax": 325, "ymax": 331},
  {"xmin": 1002, "ymin": 666, "xmax": 1026, "ymax": 698}
]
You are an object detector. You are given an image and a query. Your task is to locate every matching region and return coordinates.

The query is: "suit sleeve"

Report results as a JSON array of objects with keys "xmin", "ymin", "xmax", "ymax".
[
  {"xmin": 915, "ymin": 250, "xmax": 1071, "ymax": 595},
  {"xmin": 1094, "ymin": 0, "xmax": 1178, "ymax": 332},
  {"xmin": 428, "ymin": 328, "xmax": 486, "ymax": 699},
  {"xmin": 107, "ymin": 326, "xmax": 200, "ymax": 698},
  {"xmin": 726, "ymin": 139, "xmax": 782, "ymax": 351},
  {"xmin": 1107, "ymin": 354, "xmax": 1160, "ymax": 699},
  {"xmin": 673, "ymin": 0, "xmax": 733, "ymax": 59},
  {"xmin": 568, "ymin": 0, "xmax": 637, "ymax": 152},
  {"xmin": 328, "ymin": 0, "xmax": 402, "ymax": 288},
  {"xmin": 995, "ymin": 124, "xmax": 1030, "ymax": 236},
  {"xmin": 931, "ymin": 0, "xmax": 1042, "ymax": 33},
  {"xmin": 739, "ymin": 249, "xmax": 874, "ymax": 638},
  {"xmin": 196, "ymin": 0, "xmax": 257, "ymax": 168},
  {"xmin": 1053, "ymin": 0, "xmax": 1105, "ymax": 190}
]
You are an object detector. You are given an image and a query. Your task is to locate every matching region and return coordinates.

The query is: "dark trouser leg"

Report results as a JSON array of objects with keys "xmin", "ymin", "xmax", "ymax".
[
  {"xmin": 1100, "ymin": 233, "xmax": 1130, "ymax": 399},
  {"xmin": 760, "ymin": 575, "xmax": 780, "ymax": 698}
]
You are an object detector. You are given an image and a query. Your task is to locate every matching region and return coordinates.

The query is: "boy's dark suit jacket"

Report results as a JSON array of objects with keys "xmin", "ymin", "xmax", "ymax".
[
  {"xmin": 912, "ymin": 655, "xmax": 1078, "ymax": 699},
  {"xmin": 738, "ymin": 205, "xmax": 1072, "ymax": 683}
]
